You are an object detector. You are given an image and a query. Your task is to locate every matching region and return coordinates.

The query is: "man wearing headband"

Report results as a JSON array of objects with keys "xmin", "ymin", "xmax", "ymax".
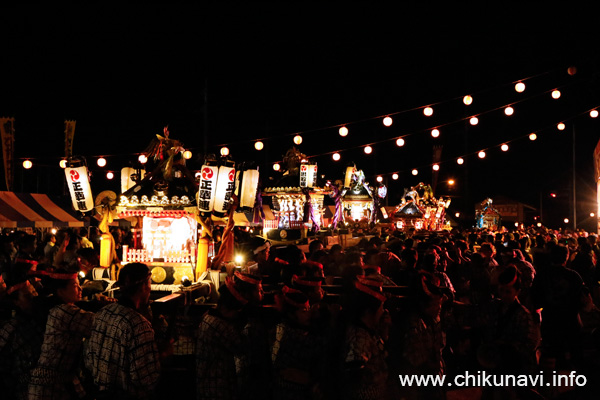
[
  {"xmin": 341, "ymin": 275, "xmax": 392, "ymax": 400},
  {"xmin": 28, "ymin": 270, "xmax": 95, "ymax": 399},
  {"xmin": 271, "ymin": 286, "xmax": 325, "ymax": 400},
  {"xmin": 0, "ymin": 277, "xmax": 46, "ymax": 399},
  {"xmin": 85, "ymin": 263, "xmax": 160, "ymax": 399},
  {"xmin": 196, "ymin": 277, "xmax": 248, "ymax": 400}
]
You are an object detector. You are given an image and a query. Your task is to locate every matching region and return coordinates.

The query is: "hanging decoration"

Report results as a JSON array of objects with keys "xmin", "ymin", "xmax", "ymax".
[
  {"xmin": 0, "ymin": 117, "xmax": 15, "ymax": 191},
  {"xmin": 64, "ymin": 157, "xmax": 94, "ymax": 212}
]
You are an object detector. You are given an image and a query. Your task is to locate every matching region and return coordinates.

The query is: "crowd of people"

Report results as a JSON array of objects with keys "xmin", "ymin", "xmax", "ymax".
[{"xmin": 0, "ymin": 224, "xmax": 600, "ymax": 399}]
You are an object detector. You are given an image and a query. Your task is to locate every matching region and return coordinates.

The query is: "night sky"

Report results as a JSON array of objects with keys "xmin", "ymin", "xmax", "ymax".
[{"xmin": 2, "ymin": 6, "xmax": 599, "ymax": 229}]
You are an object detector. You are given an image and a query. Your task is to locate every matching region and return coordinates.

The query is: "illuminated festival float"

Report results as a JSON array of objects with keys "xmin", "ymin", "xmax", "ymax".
[
  {"xmin": 475, "ymin": 197, "xmax": 502, "ymax": 230},
  {"xmin": 261, "ymin": 147, "xmax": 329, "ymax": 244},
  {"xmin": 393, "ymin": 182, "xmax": 451, "ymax": 231},
  {"xmin": 114, "ymin": 129, "xmax": 201, "ymax": 290}
]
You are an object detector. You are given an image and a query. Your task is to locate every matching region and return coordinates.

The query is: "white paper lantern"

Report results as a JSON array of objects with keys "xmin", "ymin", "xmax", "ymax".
[{"xmin": 65, "ymin": 166, "xmax": 94, "ymax": 212}]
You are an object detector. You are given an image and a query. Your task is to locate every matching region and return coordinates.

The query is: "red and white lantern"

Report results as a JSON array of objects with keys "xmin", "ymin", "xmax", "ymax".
[{"xmin": 65, "ymin": 165, "xmax": 94, "ymax": 212}]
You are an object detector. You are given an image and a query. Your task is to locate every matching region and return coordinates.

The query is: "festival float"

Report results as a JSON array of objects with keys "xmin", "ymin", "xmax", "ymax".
[
  {"xmin": 393, "ymin": 182, "xmax": 451, "ymax": 231},
  {"xmin": 112, "ymin": 129, "xmax": 202, "ymax": 294},
  {"xmin": 475, "ymin": 197, "xmax": 502, "ymax": 230},
  {"xmin": 261, "ymin": 147, "xmax": 329, "ymax": 245}
]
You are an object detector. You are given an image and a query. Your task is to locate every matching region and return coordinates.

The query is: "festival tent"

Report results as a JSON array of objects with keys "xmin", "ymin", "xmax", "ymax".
[{"xmin": 0, "ymin": 191, "xmax": 85, "ymax": 228}]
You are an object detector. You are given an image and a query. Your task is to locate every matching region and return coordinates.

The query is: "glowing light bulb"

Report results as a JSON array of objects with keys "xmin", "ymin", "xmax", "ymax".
[
  {"xmin": 138, "ymin": 154, "xmax": 147, "ymax": 164},
  {"xmin": 339, "ymin": 126, "xmax": 349, "ymax": 137},
  {"xmin": 448, "ymin": 179, "xmax": 455, "ymax": 186},
  {"xmin": 478, "ymin": 151, "xmax": 486, "ymax": 159},
  {"xmin": 106, "ymin": 172, "xmax": 114, "ymax": 180},
  {"xmin": 504, "ymin": 106, "xmax": 514, "ymax": 116},
  {"xmin": 293, "ymin": 135, "xmax": 303, "ymax": 145},
  {"xmin": 383, "ymin": 116, "xmax": 393, "ymax": 126},
  {"xmin": 332, "ymin": 152, "xmax": 341, "ymax": 161},
  {"xmin": 463, "ymin": 95, "xmax": 473, "ymax": 105},
  {"xmin": 431, "ymin": 129, "xmax": 440, "ymax": 138},
  {"xmin": 220, "ymin": 147, "xmax": 229, "ymax": 156},
  {"xmin": 469, "ymin": 116, "xmax": 479, "ymax": 125},
  {"xmin": 529, "ymin": 133, "xmax": 537, "ymax": 141},
  {"xmin": 97, "ymin": 157, "xmax": 107, "ymax": 167},
  {"xmin": 392, "ymin": 173, "xmax": 399, "ymax": 180},
  {"xmin": 423, "ymin": 107, "xmax": 433, "ymax": 117},
  {"xmin": 557, "ymin": 122, "xmax": 565, "ymax": 131},
  {"xmin": 590, "ymin": 110, "xmax": 599, "ymax": 118},
  {"xmin": 273, "ymin": 163, "xmax": 280, "ymax": 171},
  {"xmin": 563, "ymin": 218, "xmax": 569, "ymax": 224},
  {"xmin": 254, "ymin": 141, "xmax": 264, "ymax": 151},
  {"xmin": 457, "ymin": 158, "xmax": 464, "ymax": 165},
  {"xmin": 501, "ymin": 144, "xmax": 509, "ymax": 152},
  {"xmin": 23, "ymin": 160, "xmax": 32, "ymax": 169},
  {"xmin": 432, "ymin": 164, "xmax": 440, "ymax": 171},
  {"xmin": 59, "ymin": 159, "xmax": 67, "ymax": 168},
  {"xmin": 551, "ymin": 89, "xmax": 561, "ymax": 99},
  {"xmin": 396, "ymin": 138, "xmax": 405, "ymax": 147},
  {"xmin": 455, "ymin": 212, "xmax": 460, "ymax": 218},
  {"xmin": 364, "ymin": 145, "xmax": 372, "ymax": 154},
  {"xmin": 376, "ymin": 176, "xmax": 383, "ymax": 183},
  {"xmin": 515, "ymin": 82, "xmax": 526, "ymax": 93},
  {"xmin": 183, "ymin": 150, "xmax": 192, "ymax": 159},
  {"xmin": 412, "ymin": 169, "xmax": 418, "ymax": 176}
]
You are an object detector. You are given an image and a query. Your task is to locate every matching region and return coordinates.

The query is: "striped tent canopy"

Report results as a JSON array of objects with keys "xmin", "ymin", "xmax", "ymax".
[{"xmin": 0, "ymin": 192, "xmax": 85, "ymax": 228}]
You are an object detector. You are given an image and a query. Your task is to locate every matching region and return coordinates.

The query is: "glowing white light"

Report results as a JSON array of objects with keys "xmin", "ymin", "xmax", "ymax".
[
  {"xmin": 563, "ymin": 218, "xmax": 569, "ymax": 223},
  {"xmin": 432, "ymin": 164, "xmax": 440, "ymax": 171},
  {"xmin": 220, "ymin": 147, "xmax": 230, "ymax": 156},
  {"xmin": 97, "ymin": 157, "xmax": 107, "ymax": 167},
  {"xmin": 106, "ymin": 172, "xmax": 114, "ymax": 180},
  {"xmin": 293, "ymin": 135, "xmax": 303, "ymax": 145},
  {"xmin": 552, "ymin": 89, "xmax": 561, "ymax": 99},
  {"xmin": 537, "ymin": 222, "xmax": 542, "ymax": 227},
  {"xmin": 431, "ymin": 129, "xmax": 440, "ymax": 138},
  {"xmin": 504, "ymin": 106, "xmax": 514, "ymax": 116},
  {"xmin": 557, "ymin": 122, "xmax": 565, "ymax": 131},
  {"xmin": 478, "ymin": 151, "xmax": 486, "ymax": 159},
  {"xmin": 591, "ymin": 212, "xmax": 596, "ymax": 217},
  {"xmin": 376, "ymin": 176, "xmax": 383, "ymax": 183},
  {"xmin": 455, "ymin": 212, "xmax": 460, "ymax": 218},
  {"xmin": 332, "ymin": 152, "xmax": 341, "ymax": 161},
  {"xmin": 515, "ymin": 82, "xmax": 526, "ymax": 93},
  {"xmin": 364, "ymin": 146, "xmax": 372, "ymax": 154},
  {"xmin": 590, "ymin": 110, "xmax": 599, "ymax": 118},
  {"xmin": 457, "ymin": 157, "xmax": 464, "ymax": 165},
  {"xmin": 383, "ymin": 116, "xmax": 393, "ymax": 126},
  {"xmin": 448, "ymin": 179, "xmax": 455, "ymax": 186},
  {"xmin": 396, "ymin": 138, "xmax": 405, "ymax": 147},
  {"xmin": 463, "ymin": 95, "xmax": 473, "ymax": 105},
  {"xmin": 339, "ymin": 126, "xmax": 349, "ymax": 137},
  {"xmin": 254, "ymin": 141, "xmax": 264, "ymax": 151},
  {"xmin": 235, "ymin": 255, "xmax": 243, "ymax": 265},
  {"xmin": 138, "ymin": 154, "xmax": 148, "ymax": 164},
  {"xmin": 423, "ymin": 107, "xmax": 433, "ymax": 116},
  {"xmin": 59, "ymin": 159, "xmax": 67, "ymax": 168},
  {"xmin": 412, "ymin": 169, "xmax": 418, "ymax": 176},
  {"xmin": 501, "ymin": 144, "xmax": 509, "ymax": 151},
  {"xmin": 529, "ymin": 133, "xmax": 537, "ymax": 141},
  {"xmin": 470, "ymin": 116, "xmax": 479, "ymax": 125},
  {"xmin": 183, "ymin": 150, "xmax": 192, "ymax": 159},
  {"xmin": 23, "ymin": 160, "xmax": 32, "ymax": 169},
  {"xmin": 273, "ymin": 163, "xmax": 280, "ymax": 171},
  {"xmin": 392, "ymin": 173, "xmax": 399, "ymax": 180}
]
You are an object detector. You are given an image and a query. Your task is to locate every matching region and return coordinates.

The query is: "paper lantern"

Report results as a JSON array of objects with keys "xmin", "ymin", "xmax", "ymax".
[
  {"xmin": 463, "ymin": 95, "xmax": 473, "ymax": 105},
  {"xmin": 293, "ymin": 135, "xmax": 303, "ymax": 145},
  {"xmin": 97, "ymin": 157, "xmax": 107, "ymax": 167},
  {"xmin": 138, "ymin": 154, "xmax": 147, "ymax": 164},
  {"xmin": 213, "ymin": 164, "xmax": 236, "ymax": 214},
  {"xmin": 332, "ymin": 152, "xmax": 341, "ymax": 161},
  {"xmin": 197, "ymin": 164, "xmax": 219, "ymax": 212},
  {"xmin": 344, "ymin": 166, "xmax": 356, "ymax": 188},
  {"xmin": 237, "ymin": 168, "xmax": 259, "ymax": 208},
  {"xmin": 299, "ymin": 163, "xmax": 318, "ymax": 188},
  {"xmin": 183, "ymin": 150, "xmax": 192, "ymax": 159},
  {"xmin": 254, "ymin": 141, "xmax": 264, "ymax": 150},
  {"xmin": 23, "ymin": 160, "xmax": 32, "ymax": 169},
  {"xmin": 515, "ymin": 82, "xmax": 525, "ymax": 93},
  {"xmin": 383, "ymin": 116, "xmax": 393, "ymax": 126},
  {"xmin": 396, "ymin": 138, "xmax": 405, "ymax": 147},
  {"xmin": 431, "ymin": 129, "xmax": 440, "ymax": 138},
  {"xmin": 65, "ymin": 165, "xmax": 94, "ymax": 212},
  {"xmin": 59, "ymin": 159, "xmax": 67, "ymax": 168},
  {"xmin": 121, "ymin": 167, "xmax": 145, "ymax": 193},
  {"xmin": 99, "ymin": 233, "xmax": 113, "ymax": 267},
  {"xmin": 423, "ymin": 107, "xmax": 433, "ymax": 116},
  {"xmin": 339, "ymin": 126, "xmax": 348, "ymax": 137}
]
